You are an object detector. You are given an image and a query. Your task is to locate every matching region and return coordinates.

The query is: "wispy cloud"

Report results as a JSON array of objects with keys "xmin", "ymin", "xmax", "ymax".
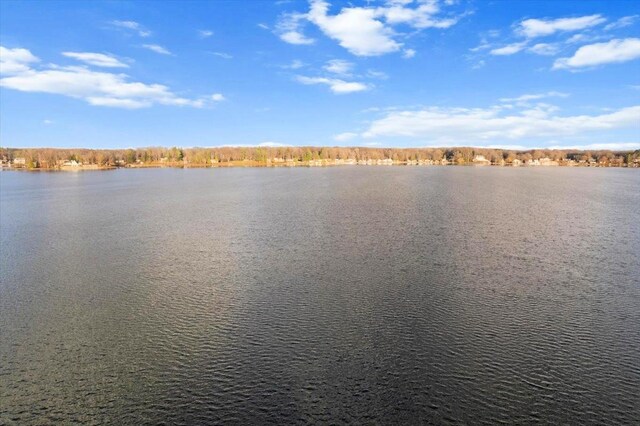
[
  {"xmin": 527, "ymin": 43, "xmax": 561, "ymax": 56},
  {"xmin": 517, "ymin": 15, "xmax": 606, "ymax": 39},
  {"xmin": 209, "ymin": 51, "xmax": 233, "ymax": 59},
  {"xmin": 281, "ymin": 59, "xmax": 305, "ymax": 69},
  {"xmin": 142, "ymin": 44, "xmax": 172, "ymax": 55},
  {"xmin": 198, "ymin": 29, "xmax": 214, "ymax": 38},
  {"xmin": 402, "ymin": 49, "xmax": 416, "ymax": 59},
  {"xmin": 62, "ymin": 52, "xmax": 129, "ymax": 68},
  {"xmin": 295, "ymin": 75, "xmax": 369, "ymax": 94},
  {"xmin": 334, "ymin": 132, "xmax": 358, "ymax": 142},
  {"xmin": 277, "ymin": 12, "xmax": 315, "ymax": 45},
  {"xmin": 553, "ymin": 38, "xmax": 640, "ymax": 70},
  {"xmin": 499, "ymin": 91, "xmax": 569, "ymax": 103},
  {"xmin": 0, "ymin": 45, "xmax": 220, "ymax": 109},
  {"xmin": 547, "ymin": 142, "xmax": 640, "ymax": 150},
  {"xmin": 110, "ymin": 20, "xmax": 151, "ymax": 37},
  {"xmin": 323, "ymin": 59, "xmax": 353, "ymax": 75},
  {"xmin": 490, "ymin": 42, "xmax": 527, "ymax": 56},
  {"xmin": 604, "ymin": 15, "xmax": 639, "ymax": 31},
  {"xmin": 359, "ymin": 99, "xmax": 639, "ymax": 144},
  {"xmin": 366, "ymin": 70, "xmax": 388, "ymax": 80}
]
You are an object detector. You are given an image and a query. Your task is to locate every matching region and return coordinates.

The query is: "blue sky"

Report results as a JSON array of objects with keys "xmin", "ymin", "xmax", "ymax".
[{"xmin": 1, "ymin": 0, "xmax": 639, "ymax": 149}]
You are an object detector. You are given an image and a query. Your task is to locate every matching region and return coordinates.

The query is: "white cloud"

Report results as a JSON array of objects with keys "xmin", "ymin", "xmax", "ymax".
[
  {"xmin": 403, "ymin": 48, "xmax": 416, "ymax": 58},
  {"xmin": 258, "ymin": 141, "xmax": 290, "ymax": 147},
  {"xmin": 277, "ymin": 12, "xmax": 315, "ymax": 45},
  {"xmin": 361, "ymin": 101, "xmax": 640, "ymax": 144},
  {"xmin": 43, "ymin": 119, "xmax": 53, "ymax": 125},
  {"xmin": 277, "ymin": 0, "xmax": 461, "ymax": 57},
  {"xmin": 528, "ymin": 43, "xmax": 561, "ymax": 56},
  {"xmin": 334, "ymin": 132, "xmax": 358, "ymax": 141},
  {"xmin": 553, "ymin": 38, "xmax": 640, "ymax": 69},
  {"xmin": 219, "ymin": 142, "xmax": 292, "ymax": 148},
  {"xmin": 499, "ymin": 91, "xmax": 568, "ymax": 103},
  {"xmin": 86, "ymin": 97, "xmax": 151, "ymax": 108},
  {"xmin": 0, "ymin": 46, "xmax": 39, "ymax": 75},
  {"xmin": 62, "ymin": 52, "xmax": 129, "ymax": 68},
  {"xmin": 198, "ymin": 29, "xmax": 214, "ymax": 38},
  {"xmin": 307, "ymin": 0, "xmax": 401, "ymax": 56},
  {"xmin": 258, "ymin": 23, "xmax": 270, "ymax": 30},
  {"xmin": 280, "ymin": 31, "xmax": 316, "ymax": 45},
  {"xmin": 142, "ymin": 44, "xmax": 172, "ymax": 55},
  {"xmin": 548, "ymin": 142, "xmax": 640, "ymax": 150},
  {"xmin": 211, "ymin": 93, "xmax": 225, "ymax": 101},
  {"xmin": 0, "ymin": 46, "xmax": 217, "ymax": 109},
  {"xmin": 378, "ymin": 0, "xmax": 458, "ymax": 29},
  {"xmin": 604, "ymin": 15, "xmax": 638, "ymax": 31},
  {"xmin": 323, "ymin": 59, "xmax": 353, "ymax": 75},
  {"xmin": 490, "ymin": 42, "xmax": 527, "ymax": 56},
  {"xmin": 518, "ymin": 15, "xmax": 606, "ymax": 39},
  {"xmin": 111, "ymin": 20, "xmax": 151, "ymax": 37},
  {"xmin": 295, "ymin": 75, "xmax": 369, "ymax": 94}
]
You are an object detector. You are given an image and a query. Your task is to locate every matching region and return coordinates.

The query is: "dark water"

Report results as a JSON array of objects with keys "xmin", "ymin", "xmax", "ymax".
[{"xmin": 1, "ymin": 167, "xmax": 639, "ymax": 425}]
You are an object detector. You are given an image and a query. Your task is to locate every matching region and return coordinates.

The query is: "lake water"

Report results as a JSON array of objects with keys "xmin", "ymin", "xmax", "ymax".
[{"xmin": 1, "ymin": 167, "xmax": 639, "ymax": 424}]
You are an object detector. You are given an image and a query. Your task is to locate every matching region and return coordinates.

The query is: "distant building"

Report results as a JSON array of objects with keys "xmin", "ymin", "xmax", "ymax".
[
  {"xmin": 13, "ymin": 157, "xmax": 26, "ymax": 167},
  {"xmin": 526, "ymin": 159, "xmax": 540, "ymax": 166},
  {"xmin": 539, "ymin": 157, "xmax": 559, "ymax": 166},
  {"xmin": 62, "ymin": 160, "xmax": 80, "ymax": 167},
  {"xmin": 472, "ymin": 155, "xmax": 491, "ymax": 166},
  {"xmin": 511, "ymin": 159, "xmax": 522, "ymax": 167}
]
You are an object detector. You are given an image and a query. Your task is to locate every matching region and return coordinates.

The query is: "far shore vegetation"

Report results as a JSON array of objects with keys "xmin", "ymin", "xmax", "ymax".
[{"xmin": 2, "ymin": 146, "xmax": 639, "ymax": 170}]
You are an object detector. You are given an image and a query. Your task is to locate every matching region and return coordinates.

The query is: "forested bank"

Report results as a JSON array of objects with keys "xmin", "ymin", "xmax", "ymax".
[{"xmin": 2, "ymin": 146, "xmax": 639, "ymax": 169}]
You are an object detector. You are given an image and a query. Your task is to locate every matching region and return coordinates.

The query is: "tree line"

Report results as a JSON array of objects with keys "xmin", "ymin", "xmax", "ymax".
[{"xmin": 2, "ymin": 146, "xmax": 639, "ymax": 168}]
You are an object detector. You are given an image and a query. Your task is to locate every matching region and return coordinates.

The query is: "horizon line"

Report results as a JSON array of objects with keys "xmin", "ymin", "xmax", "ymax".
[{"xmin": 4, "ymin": 144, "xmax": 640, "ymax": 152}]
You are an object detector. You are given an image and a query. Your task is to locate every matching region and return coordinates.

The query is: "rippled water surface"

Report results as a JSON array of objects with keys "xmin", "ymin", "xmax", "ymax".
[{"xmin": 1, "ymin": 167, "xmax": 639, "ymax": 424}]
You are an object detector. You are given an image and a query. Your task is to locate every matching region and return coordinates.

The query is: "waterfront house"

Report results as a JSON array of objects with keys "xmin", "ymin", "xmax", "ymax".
[
  {"xmin": 511, "ymin": 159, "xmax": 522, "ymax": 166},
  {"xmin": 472, "ymin": 155, "xmax": 491, "ymax": 166},
  {"xmin": 539, "ymin": 157, "xmax": 559, "ymax": 166},
  {"xmin": 13, "ymin": 157, "xmax": 26, "ymax": 168}
]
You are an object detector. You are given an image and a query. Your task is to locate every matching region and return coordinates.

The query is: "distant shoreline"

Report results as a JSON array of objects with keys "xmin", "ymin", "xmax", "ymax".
[
  {"xmin": 2, "ymin": 159, "xmax": 639, "ymax": 171},
  {"xmin": 2, "ymin": 146, "xmax": 639, "ymax": 169}
]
